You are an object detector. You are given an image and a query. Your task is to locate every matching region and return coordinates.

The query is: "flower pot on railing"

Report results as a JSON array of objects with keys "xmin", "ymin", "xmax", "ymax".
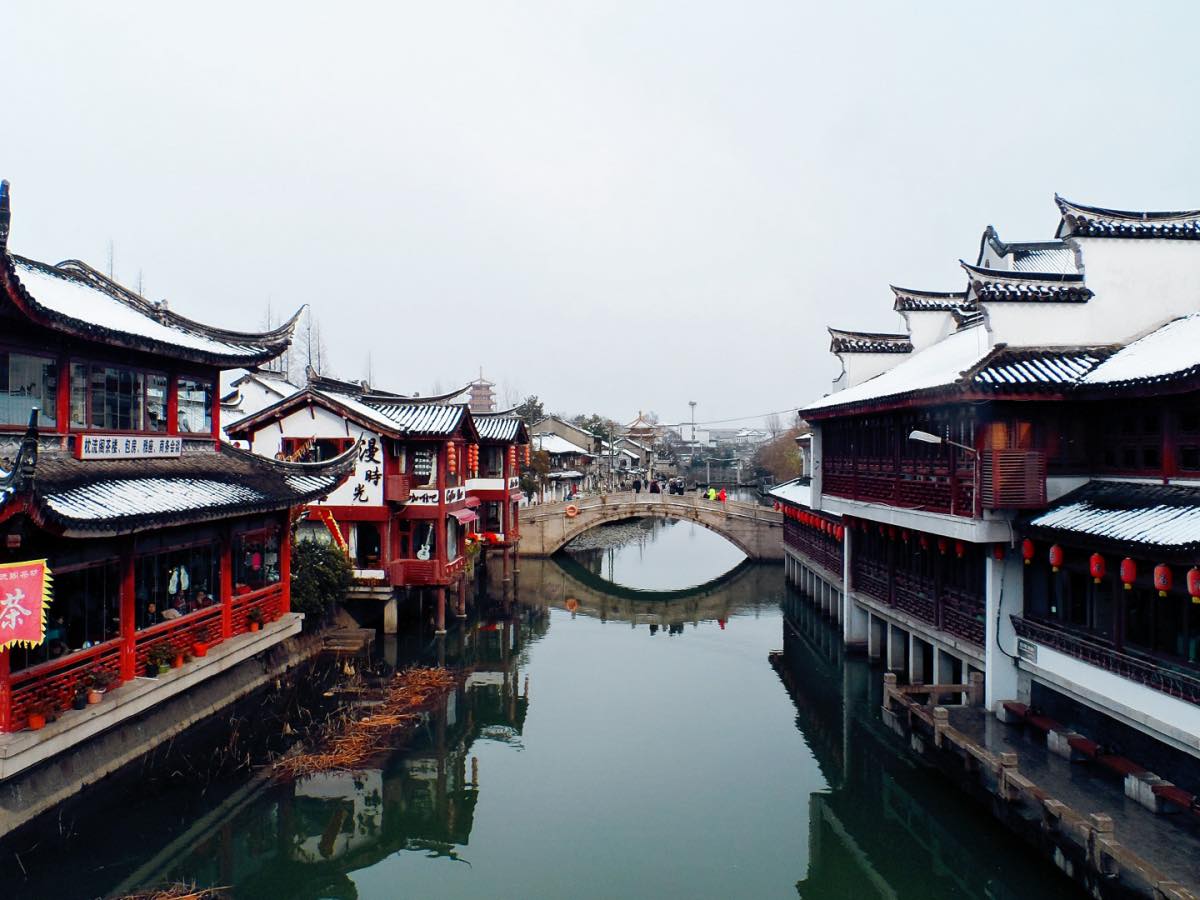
[
  {"xmin": 172, "ymin": 653, "xmax": 184, "ymax": 669},
  {"xmin": 192, "ymin": 642, "xmax": 208, "ymax": 658},
  {"xmin": 28, "ymin": 712, "xmax": 46, "ymax": 731}
]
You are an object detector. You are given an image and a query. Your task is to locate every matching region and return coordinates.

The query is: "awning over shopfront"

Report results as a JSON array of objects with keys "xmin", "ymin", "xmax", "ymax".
[{"xmin": 450, "ymin": 508, "xmax": 477, "ymax": 524}]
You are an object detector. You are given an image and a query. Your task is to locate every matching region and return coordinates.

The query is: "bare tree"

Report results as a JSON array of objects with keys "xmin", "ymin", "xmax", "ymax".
[{"xmin": 765, "ymin": 413, "xmax": 783, "ymax": 440}]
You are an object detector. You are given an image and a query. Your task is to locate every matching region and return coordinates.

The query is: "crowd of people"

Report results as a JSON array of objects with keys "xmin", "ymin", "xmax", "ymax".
[{"xmin": 630, "ymin": 477, "xmax": 726, "ymax": 502}]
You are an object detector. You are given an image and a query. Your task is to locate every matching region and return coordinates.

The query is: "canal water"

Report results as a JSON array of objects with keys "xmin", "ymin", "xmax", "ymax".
[{"xmin": 3, "ymin": 519, "xmax": 1075, "ymax": 899}]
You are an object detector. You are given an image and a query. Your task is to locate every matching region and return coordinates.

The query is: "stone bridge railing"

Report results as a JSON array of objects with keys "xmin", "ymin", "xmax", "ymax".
[{"xmin": 518, "ymin": 491, "xmax": 783, "ymax": 560}]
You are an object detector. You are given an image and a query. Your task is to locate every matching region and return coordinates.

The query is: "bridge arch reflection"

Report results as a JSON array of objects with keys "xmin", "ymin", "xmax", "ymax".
[{"xmin": 518, "ymin": 555, "xmax": 781, "ymax": 627}]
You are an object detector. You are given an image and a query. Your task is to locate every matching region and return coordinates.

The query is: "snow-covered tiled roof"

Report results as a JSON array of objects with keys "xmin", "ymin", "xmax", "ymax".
[
  {"xmin": 803, "ymin": 325, "xmax": 992, "ymax": 415},
  {"xmin": 473, "ymin": 413, "xmax": 526, "ymax": 442},
  {"xmin": 1080, "ymin": 315, "xmax": 1200, "ymax": 388},
  {"xmin": 1027, "ymin": 482, "xmax": 1200, "ymax": 552},
  {"xmin": 970, "ymin": 347, "xmax": 1114, "ymax": 391},
  {"xmin": 6, "ymin": 256, "xmax": 299, "ymax": 366},
  {"xmin": 547, "ymin": 470, "xmax": 585, "ymax": 479},
  {"xmin": 1008, "ymin": 245, "xmax": 1076, "ymax": 274},
  {"xmin": 961, "ymin": 261, "xmax": 1092, "ymax": 303},
  {"xmin": 891, "ymin": 286, "xmax": 971, "ymax": 313},
  {"xmin": 1056, "ymin": 196, "xmax": 1200, "ymax": 241},
  {"xmin": 359, "ymin": 397, "xmax": 468, "ymax": 436},
  {"xmin": 15, "ymin": 441, "xmax": 354, "ymax": 536},
  {"xmin": 534, "ymin": 433, "xmax": 593, "ymax": 456},
  {"xmin": 828, "ymin": 328, "xmax": 913, "ymax": 354},
  {"xmin": 768, "ymin": 478, "xmax": 811, "ymax": 509}
]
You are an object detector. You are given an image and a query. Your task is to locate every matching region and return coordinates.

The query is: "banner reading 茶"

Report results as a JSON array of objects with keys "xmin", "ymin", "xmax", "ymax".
[{"xmin": 0, "ymin": 559, "xmax": 53, "ymax": 652}]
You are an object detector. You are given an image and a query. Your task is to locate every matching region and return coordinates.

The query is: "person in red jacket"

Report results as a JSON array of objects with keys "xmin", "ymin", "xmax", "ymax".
[{"xmin": 718, "ymin": 487, "xmax": 727, "ymax": 503}]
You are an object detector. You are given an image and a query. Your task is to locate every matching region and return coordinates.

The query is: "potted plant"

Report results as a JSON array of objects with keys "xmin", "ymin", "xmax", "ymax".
[
  {"xmin": 192, "ymin": 641, "xmax": 208, "ymax": 658},
  {"xmin": 86, "ymin": 669, "xmax": 115, "ymax": 704},
  {"xmin": 71, "ymin": 687, "xmax": 89, "ymax": 710},
  {"xmin": 148, "ymin": 645, "xmax": 173, "ymax": 674},
  {"xmin": 27, "ymin": 701, "xmax": 52, "ymax": 731},
  {"xmin": 247, "ymin": 608, "xmax": 264, "ymax": 632}
]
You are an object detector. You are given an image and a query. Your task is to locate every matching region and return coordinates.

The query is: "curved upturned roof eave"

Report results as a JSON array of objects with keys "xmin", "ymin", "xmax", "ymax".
[{"xmin": 1, "ymin": 252, "xmax": 300, "ymax": 368}]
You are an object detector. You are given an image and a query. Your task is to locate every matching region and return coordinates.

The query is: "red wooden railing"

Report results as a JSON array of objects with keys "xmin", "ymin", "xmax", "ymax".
[
  {"xmin": 3, "ymin": 582, "xmax": 286, "ymax": 732},
  {"xmin": 387, "ymin": 556, "xmax": 466, "ymax": 587},
  {"xmin": 1012, "ymin": 616, "xmax": 1200, "ymax": 706},
  {"xmin": 783, "ymin": 520, "xmax": 843, "ymax": 576},
  {"xmin": 8, "ymin": 640, "xmax": 122, "ymax": 733},
  {"xmin": 823, "ymin": 455, "xmax": 977, "ymax": 517}
]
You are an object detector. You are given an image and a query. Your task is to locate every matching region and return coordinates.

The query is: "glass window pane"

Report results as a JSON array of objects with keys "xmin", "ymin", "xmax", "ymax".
[
  {"xmin": 146, "ymin": 374, "xmax": 168, "ymax": 432},
  {"xmin": 70, "ymin": 363, "xmax": 87, "ymax": 427},
  {"xmin": 177, "ymin": 377, "xmax": 213, "ymax": 433},
  {"xmin": 0, "ymin": 352, "xmax": 58, "ymax": 427}
]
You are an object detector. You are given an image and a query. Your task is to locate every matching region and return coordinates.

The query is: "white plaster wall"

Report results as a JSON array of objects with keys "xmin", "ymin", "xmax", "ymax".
[
  {"xmin": 984, "ymin": 239, "xmax": 1200, "ymax": 347},
  {"xmin": 901, "ymin": 310, "xmax": 956, "ymax": 353},
  {"xmin": 1025, "ymin": 643, "xmax": 1200, "ymax": 758},
  {"xmin": 842, "ymin": 351, "xmax": 910, "ymax": 388},
  {"xmin": 248, "ymin": 405, "xmax": 382, "ymax": 508}
]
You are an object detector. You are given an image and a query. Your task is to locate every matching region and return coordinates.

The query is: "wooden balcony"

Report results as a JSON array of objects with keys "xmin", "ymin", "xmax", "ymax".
[
  {"xmin": 1012, "ymin": 616, "xmax": 1200, "ymax": 706},
  {"xmin": 387, "ymin": 555, "xmax": 466, "ymax": 587},
  {"xmin": 384, "ymin": 474, "xmax": 412, "ymax": 503},
  {"xmin": 822, "ymin": 455, "xmax": 976, "ymax": 517}
]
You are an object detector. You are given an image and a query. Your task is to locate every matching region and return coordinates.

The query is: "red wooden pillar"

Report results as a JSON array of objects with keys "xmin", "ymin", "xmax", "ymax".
[
  {"xmin": 119, "ymin": 539, "xmax": 136, "ymax": 681},
  {"xmin": 0, "ymin": 648, "xmax": 11, "ymax": 732},
  {"xmin": 220, "ymin": 526, "xmax": 234, "ymax": 639},
  {"xmin": 166, "ymin": 373, "xmax": 180, "ymax": 435},
  {"xmin": 501, "ymin": 449, "xmax": 510, "ymax": 538},
  {"xmin": 279, "ymin": 513, "xmax": 292, "ymax": 617},
  {"xmin": 435, "ymin": 587, "xmax": 446, "ymax": 635}
]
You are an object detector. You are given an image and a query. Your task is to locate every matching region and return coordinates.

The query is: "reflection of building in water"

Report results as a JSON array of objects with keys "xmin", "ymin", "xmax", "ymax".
[
  {"xmin": 107, "ymin": 605, "xmax": 547, "ymax": 900},
  {"xmin": 776, "ymin": 595, "xmax": 1056, "ymax": 900}
]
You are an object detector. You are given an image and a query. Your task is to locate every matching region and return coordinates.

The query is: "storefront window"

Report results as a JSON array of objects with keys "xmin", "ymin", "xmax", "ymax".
[
  {"xmin": 177, "ymin": 376, "xmax": 213, "ymax": 433},
  {"xmin": 234, "ymin": 528, "xmax": 281, "ymax": 591},
  {"xmin": 482, "ymin": 446, "xmax": 504, "ymax": 477},
  {"xmin": 1, "ymin": 351, "xmax": 57, "ymax": 427},
  {"xmin": 8, "ymin": 561, "xmax": 120, "ymax": 672},
  {"xmin": 136, "ymin": 541, "xmax": 220, "ymax": 628},
  {"xmin": 69, "ymin": 362, "xmax": 168, "ymax": 431},
  {"xmin": 446, "ymin": 516, "xmax": 461, "ymax": 562}
]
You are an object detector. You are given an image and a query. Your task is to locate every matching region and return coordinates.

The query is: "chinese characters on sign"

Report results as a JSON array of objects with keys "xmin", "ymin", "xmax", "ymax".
[
  {"xmin": 78, "ymin": 435, "xmax": 183, "ymax": 460},
  {"xmin": 0, "ymin": 559, "xmax": 52, "ymax": 652}
]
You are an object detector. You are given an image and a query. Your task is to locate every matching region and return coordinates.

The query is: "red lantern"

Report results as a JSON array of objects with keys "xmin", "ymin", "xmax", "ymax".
[
  {"xmin": 1120, "ymin": 558, "xmax": 1137, "ymax": 591},
  {"xmin": 888, "ymin": 526, "xmax": 897, "ymax": 541},
  {"xmin": 920, "ymin": 535, "xmax": 930, "ymax": 551},
  {"xmin": 937, "ymin": 537, "xmax": 947, "ymax": 556},
  {"xmin": 1188, "ymin": 567, "xmax": 1200, "ymax": 604},
  {"xmin": 1089, "ymin": 553, "xmax": 1106, "ymax": 584},
  {"xmin": 773, "ymin": 501, "xmax": 780, "ymax": 511},
  {"xmin": 993, "ymin": 544, "xmax": 1006, "ymax": 561},
  {"xmin": 1049, "ymin": 544, "xmax": 1063, "ymax": 572},
  {"xmin": 835, "ymin": 525, "xmax": 844, "ymax": 541},
  {"xmin": 1022, "ymin": 539, "xmax": 1035, "ymax": 566},
  {"xmin": 447, "ymin": 443, "xmax": 458, "ymax": 474},
  {"xmin": 524, "ymin": 444, "xmax": 531, "ymax": 465},
  {"xmin": 955, "ymin": 540, "xmax": 965, "ymax": 559},
  {"xmin": 1154, "ymin": 563, "xmax": 1173, "ymax": 598},
  {"xmin": 901, "ymin": 530, "xmax": 910, "ymax": 543}
]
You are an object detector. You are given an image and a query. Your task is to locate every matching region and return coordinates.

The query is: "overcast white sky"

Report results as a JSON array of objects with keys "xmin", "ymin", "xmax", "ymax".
[{"xmin": 4, "ymin": 3, "xmax": 1196, "ymax": 427}]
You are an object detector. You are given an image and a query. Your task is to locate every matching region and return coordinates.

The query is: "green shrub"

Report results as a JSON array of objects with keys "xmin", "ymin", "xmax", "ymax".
[{"xmin": 291, "ymin": 538, "xmax": 353, "ymax": 629}]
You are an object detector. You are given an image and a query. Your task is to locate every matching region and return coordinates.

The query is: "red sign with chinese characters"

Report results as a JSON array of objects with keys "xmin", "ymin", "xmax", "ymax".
[{"xmin": 0, "ymin": 559, "xmax": 52, "ymax": 652}]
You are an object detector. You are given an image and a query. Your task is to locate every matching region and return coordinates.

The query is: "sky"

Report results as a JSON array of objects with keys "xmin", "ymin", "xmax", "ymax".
[{"xmin": 4, "ymin": 3, "xmax": 1198, "ymax": 429}]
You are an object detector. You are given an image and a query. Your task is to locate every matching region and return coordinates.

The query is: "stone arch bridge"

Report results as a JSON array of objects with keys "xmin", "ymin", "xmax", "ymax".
[{"xmin": 517, "ymin": 492, "xmax": 783, "ymax": 560}]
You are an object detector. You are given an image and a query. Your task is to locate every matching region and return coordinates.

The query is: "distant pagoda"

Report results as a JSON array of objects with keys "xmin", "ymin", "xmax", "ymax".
[{"xmin": 467, "ymin": 368, "xmax": 497, "ymax": 413}]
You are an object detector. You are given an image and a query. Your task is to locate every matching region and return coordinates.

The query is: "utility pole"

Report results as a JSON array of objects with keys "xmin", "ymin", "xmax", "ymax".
[{"xmin": 689, "ymin": 400, "xmax": 696, "ymax": 446}]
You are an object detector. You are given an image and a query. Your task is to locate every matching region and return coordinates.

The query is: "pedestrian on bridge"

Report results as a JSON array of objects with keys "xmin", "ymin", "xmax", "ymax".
[
  {"xmin": 707, "ymin": 486, "xmax": 717, "ymax": 502},
  {"xmin": 633, "ymin": 477, "xmax": 642, "ymax": 495},
  {"xmin": 718, "ymin": 487, "xmax": 727, "ymax": 503},
  {"xmin": 649, "ymin": 480, "xmax": 660, "ymax": 494}
]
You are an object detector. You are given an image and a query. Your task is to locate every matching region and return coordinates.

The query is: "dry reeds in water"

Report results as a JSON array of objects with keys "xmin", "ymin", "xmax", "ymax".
[
  {"xmin": 274, "ymin": 667, "xmax": 456, "ymax": 778},
  {"xmin": 110, "ymin": 884, "xmax": 229, "ymax": 900}
]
